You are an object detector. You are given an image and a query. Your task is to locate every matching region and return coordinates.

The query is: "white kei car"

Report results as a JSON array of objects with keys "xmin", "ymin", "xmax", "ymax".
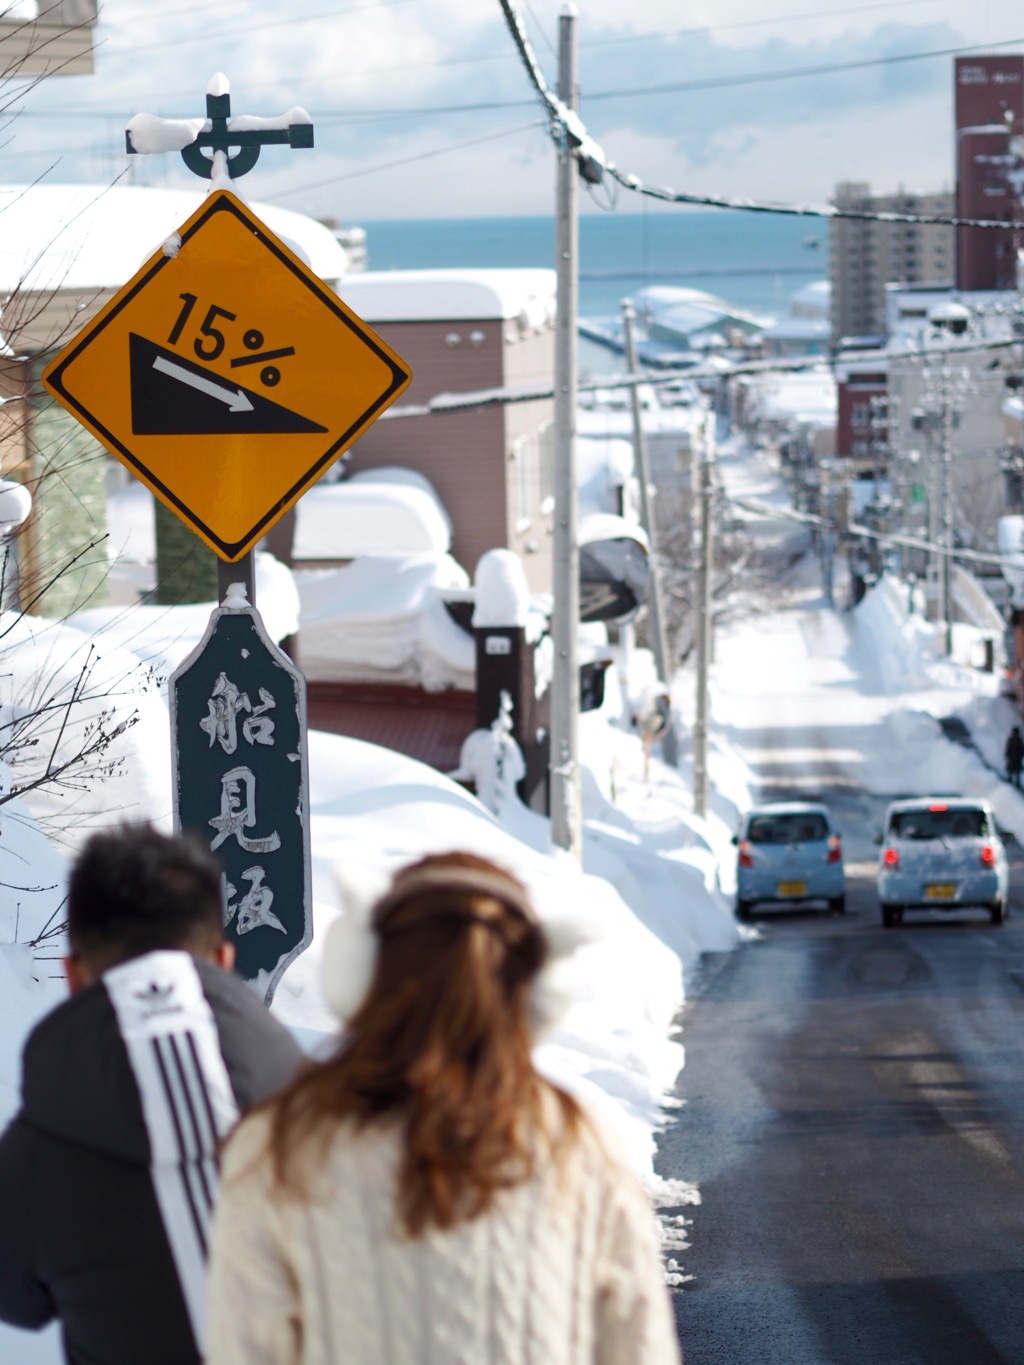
[{"xmin": 876, "ymin": 797, "xmax": 1010, "ymax": 927}]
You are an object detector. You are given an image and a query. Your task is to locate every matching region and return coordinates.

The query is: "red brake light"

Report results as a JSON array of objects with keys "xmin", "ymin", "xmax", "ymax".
[
  {"xmin": 929, "ymin": 803, "xmax": 948, "ymax": 812},
  {"xmin": 827, "ymin": 834, "xmax": 842, "ymax": 864},
  {"xmin": 980, "ymin": 844, "xmax": 996, "ymax": 867},
  {"xmin": 738, "ymin": 840, "xmax": 754, "ymax": 869},
  {"xmin": 883, "ymin": 847, "xmax": 899, "ymax": 867}
]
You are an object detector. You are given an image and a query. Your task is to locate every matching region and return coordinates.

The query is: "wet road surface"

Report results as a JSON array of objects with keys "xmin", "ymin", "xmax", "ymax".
[{"xmin": 660, "ymin": 789, "xmax": 1024, "ymax": 1364}]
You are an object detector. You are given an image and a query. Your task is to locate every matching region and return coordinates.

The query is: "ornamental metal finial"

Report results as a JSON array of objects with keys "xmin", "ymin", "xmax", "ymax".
[{"xmin": 126, "ymin": 73, "xmax": 314, "ymax": 182}]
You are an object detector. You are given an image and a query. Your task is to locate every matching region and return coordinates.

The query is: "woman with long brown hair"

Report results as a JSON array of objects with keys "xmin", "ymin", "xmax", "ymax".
[{"xmin": 206, "ymin": 851, "xmax": 681, "ymax": 1365}]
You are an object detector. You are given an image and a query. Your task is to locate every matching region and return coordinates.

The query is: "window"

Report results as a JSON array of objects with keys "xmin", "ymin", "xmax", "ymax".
[
  {"xmin": 509, "ymin": 434, "xmax": 532, "ymax": 532},
  {"xmin": 538, "ymin": 420, "xmax": 554, "ymax": 511}
]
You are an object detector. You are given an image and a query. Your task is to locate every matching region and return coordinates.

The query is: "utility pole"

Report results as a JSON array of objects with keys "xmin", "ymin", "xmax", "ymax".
[
  {"xmin": 550, "ymin": 6, "xmax": 581, "ymax": 858},
  {"xmin": 693, "ymin": 449, "xmax": 714, "ymax": 819},
  {"xmin": 941, "ymin": 375, "xmax": 954, "ymax": 657},
  {"xmin": 621, "ymin": 299, "xmax": 677, "ymax": 767}
]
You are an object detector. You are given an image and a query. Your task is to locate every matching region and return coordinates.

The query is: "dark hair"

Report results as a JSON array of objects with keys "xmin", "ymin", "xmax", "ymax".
[
  {"xmin": 266, "ymin": 851, "xmax": 582, "ymax": 1235},
  {"xmin": 68, "ymin": 823, "xmax": 225, "ymax": 972}
]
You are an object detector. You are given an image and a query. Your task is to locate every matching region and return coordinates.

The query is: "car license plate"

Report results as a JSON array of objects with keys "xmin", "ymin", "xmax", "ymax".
[
  {"xmin": 777, "ymin": 881, "xmax": 806, "ymax": 897},
  {"xmin": 925, "ymin": 883, "xmax": 956, "ymax": 900}
]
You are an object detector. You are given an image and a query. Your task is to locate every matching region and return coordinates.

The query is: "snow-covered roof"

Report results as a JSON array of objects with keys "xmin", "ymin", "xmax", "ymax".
[
  {"xmin": 0, "ymin": 183, "xmax": 349, "ymax": 295},
  {"xmin": 763, "ymin": 315, "xmax": 830, "ymax": 342},
  {"xmin": 334, "ymin": 268, "xmax": 556, "ymax": 325},
  {"xmin": 634, "ymin": 284, "xmax": 767, "ymax": 336},
  {"xmin": 789, "ymin": 279, "xmax": 831, "ymax": 318}
]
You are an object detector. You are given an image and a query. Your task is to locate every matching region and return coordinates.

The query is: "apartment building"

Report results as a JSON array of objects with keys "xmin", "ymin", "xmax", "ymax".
[{"xmin": 829, "ymin": 183, "xmax": 955, "ymax": 343}]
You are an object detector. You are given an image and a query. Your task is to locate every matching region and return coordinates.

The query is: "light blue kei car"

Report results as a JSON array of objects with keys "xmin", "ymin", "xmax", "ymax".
[
  {"xmin": 876, "ymin": 797, "xmax": 1009, "ymax": 927},
  {"xmin": 732, "ymin": 801, "xmax": 845, "ymax": 921}
]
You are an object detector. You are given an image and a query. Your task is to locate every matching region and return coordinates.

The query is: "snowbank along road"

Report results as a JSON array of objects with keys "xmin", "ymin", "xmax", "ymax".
[{"xmin": 661, "ymin": 568, "xmax": 1024, "ymax": 1363}]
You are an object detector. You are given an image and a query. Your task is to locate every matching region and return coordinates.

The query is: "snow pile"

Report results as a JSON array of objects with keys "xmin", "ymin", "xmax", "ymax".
[
  {"xmin": 851, "ymin": 574, "xmax": 939, "ymax": 692},
  {"xmin": 0, "ymin": 613, "xmax": 173, "ymax": 847},
  {"xmin": 296, "ymin": 553, "xmax": 474, "ymax": 689},
  {"xmin": 294, "ymin": 472, "xmax": 452, "ymax": 560}
]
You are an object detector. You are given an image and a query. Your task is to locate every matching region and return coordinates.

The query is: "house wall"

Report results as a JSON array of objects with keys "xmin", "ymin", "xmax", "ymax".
[
  {"xmin": 22, "ymin": 364, "xmax": 108, "ymax": 616},
  {"xmin": 344, "ymin": 318, "xmax": 554, "ymax": 591}
]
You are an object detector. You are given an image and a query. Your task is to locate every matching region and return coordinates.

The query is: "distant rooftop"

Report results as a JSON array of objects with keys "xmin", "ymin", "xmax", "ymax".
[
  {"xmin": 334, "ymin": 268, "xmax": 556, "ymax": 325},
  {"xmin": 0, "ymin": 183, "xmax": 349, "ymax": 296}
]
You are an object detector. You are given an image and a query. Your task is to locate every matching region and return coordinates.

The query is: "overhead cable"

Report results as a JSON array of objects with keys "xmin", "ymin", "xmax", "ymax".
[
  {"xmin": 378, "ymin": 333, "xmax": 1021, "ymax": 421},
  {"xmin": 496, "ymin": 0, "xmax": 1024, "ymax": 232}
]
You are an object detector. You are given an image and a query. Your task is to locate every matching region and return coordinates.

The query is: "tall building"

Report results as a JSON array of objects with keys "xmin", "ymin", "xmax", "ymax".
[
  {"xmin": 829, "ymin": 183, "xmax": 955, "ymax": 343},
  {"xmin": 955, "ymin": 55, "xmax": 1024, "ymax": 291}
]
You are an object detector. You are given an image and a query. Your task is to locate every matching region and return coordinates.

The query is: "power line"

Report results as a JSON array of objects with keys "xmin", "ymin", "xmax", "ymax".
[
  {"xmin": 581, "ymin": 0, "xmax": 943, "ymax": 48},
  {"xmin": 497, "ymin": 0, "xmax": 1024, "ymax": 232},
  {"xmin": 259, "ymin": 119, "xmax": 544, "ymax": 198},
  {"xmin": 583, "ymin": 33, "xmax": 1024, "ymax": 102},
  {"xmin": 102, "ymin": 0, "xmax": 419, "ymax": 57}
]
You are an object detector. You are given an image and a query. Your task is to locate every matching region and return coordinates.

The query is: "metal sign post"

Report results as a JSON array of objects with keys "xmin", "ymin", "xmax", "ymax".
[
  {"xmin": 170, "ymin": 585, "xmax": 310, "ymax": 1002},
  {"xmin": 38, "ymin": 76, "xmax": 412, "ymax": 995}
]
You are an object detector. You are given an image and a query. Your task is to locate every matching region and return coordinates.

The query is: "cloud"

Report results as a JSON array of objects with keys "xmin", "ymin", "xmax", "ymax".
[{"xmin": 0, "ymin": 0, "xmax": 1006, "ymax": 217}]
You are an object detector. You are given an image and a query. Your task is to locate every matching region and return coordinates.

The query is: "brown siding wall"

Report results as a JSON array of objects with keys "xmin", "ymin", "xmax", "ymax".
[
  {"xmin": 504, "ymin": 328, "xmax": 554, "ymax": 592},
  {"xmin": 344, "ymin": 318, "xmax": 555, "ymax": 592}
]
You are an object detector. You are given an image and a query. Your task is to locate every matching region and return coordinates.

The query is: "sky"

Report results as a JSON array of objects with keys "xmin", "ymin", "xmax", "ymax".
[{"xmin": 6, "ymin": 1, "xmax": 1024, "ymax": 221}]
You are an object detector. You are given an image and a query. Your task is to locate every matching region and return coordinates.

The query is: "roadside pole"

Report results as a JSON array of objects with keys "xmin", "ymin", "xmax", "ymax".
[
  {"xmin": 693, "ymin": 448, "xmax": 714, "ymax": 819},
  {"xmin": 941, "ymin": 383, "xmax": 954, "ymax": 657},
  {"xmin": 550, "ymin": 7, "xmax": 582, "ymax": 859},
  {"xmin": 621, "ymin": 300, "xmax": 677, "ymax": 766}
]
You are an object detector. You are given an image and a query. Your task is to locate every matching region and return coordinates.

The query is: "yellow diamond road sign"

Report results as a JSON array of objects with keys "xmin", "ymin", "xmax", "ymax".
[{"xmin": 42, "ymin": 190, "xmax": 412, "ymax": 561}]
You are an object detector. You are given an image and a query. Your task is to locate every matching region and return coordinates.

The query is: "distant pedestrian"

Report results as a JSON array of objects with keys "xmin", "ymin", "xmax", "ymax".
[
  {"xmin": 0, "ymin": 824, "xmax": 303, "ymax": 1365},
  {"xmin": 206, "ymin": 851, "xmax": 681, "ymax": 1365},
  {"xmin": 1006, "ymin": 725, "xmax": 1024, "ymax": 788}
]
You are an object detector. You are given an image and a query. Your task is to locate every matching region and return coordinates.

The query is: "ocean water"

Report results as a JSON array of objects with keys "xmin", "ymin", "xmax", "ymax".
[{"xmin": 357, "ymin": 209, "xmax": 829, "ymax": 322}]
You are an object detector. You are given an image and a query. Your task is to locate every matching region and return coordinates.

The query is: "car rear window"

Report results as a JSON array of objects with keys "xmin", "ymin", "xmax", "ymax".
[
  {"xmin": 889, "ymin": 807, "xmax": 987, "ymax": 839},
  {"xmin": 747, "ymin": 813, "xmax": 829, "ymax": 844}
]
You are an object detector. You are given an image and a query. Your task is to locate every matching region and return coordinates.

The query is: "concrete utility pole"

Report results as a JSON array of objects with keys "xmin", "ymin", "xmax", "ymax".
[
  {"xmin": 550, "ymin": 6, "xmax": 582, "ymax": 858},
  {"xmin": 621, "ymin": 299, "xmax": 677, "ymax": 767},
  {"xmin": 940, "ymin": 380, "xmax": 954, "ymax": 658},
  {"xmin": 693, "ymin": 449, "xmax": 714, "ymax": 819}
]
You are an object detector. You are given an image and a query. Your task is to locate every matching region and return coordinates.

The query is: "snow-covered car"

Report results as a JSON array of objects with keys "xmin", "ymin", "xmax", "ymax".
[
  {"xmin": 876, "ymin": 797, "xmax": 1009, "ymax": 927},
  {"xmin": 733, "ymin": 801, "xmax": 845, "ymax": 920}
]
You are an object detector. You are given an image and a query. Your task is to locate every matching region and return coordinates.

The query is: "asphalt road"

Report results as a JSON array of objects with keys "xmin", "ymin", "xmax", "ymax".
[{"xmin": 659, "ymin": 786, "xmax": 1024, "ymax": 1364}]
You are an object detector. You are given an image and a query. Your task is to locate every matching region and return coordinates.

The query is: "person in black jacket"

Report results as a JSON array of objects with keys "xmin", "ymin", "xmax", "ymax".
[
  {"xmin": 0, "ymin": 823, "xmax": 304, "ymax": 1365},
  {"xmin": 1006, "ymin": 725, "xmax": 1024, "ymax": 788}
]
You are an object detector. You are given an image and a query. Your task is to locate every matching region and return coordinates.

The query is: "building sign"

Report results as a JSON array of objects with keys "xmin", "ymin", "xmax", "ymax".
[
  {"xmin": 170, "ymin": 590, "xmax": 310, "ymax": 1002},
  {"xmin": 41, "ymin": 190, "xmax": 411, "ymax": 560}
]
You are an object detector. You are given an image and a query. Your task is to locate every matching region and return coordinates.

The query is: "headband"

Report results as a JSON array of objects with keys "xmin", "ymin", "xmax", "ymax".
[{"xmin": 372, "ymin": 866, "xmax": 539, "ymax": 935}]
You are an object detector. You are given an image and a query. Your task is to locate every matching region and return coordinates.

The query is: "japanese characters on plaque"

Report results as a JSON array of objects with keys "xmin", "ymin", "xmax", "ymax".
[{"xmin": 170, "ymin": 603, "xmax": 311, "ymax": 1003}]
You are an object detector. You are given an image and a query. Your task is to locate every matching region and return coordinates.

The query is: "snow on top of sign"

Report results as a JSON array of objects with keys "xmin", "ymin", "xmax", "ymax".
[
  {"xmin": 126, "ymin": 112, "xmax": 207, "ymax": 155},
  {"xmin": 0, "ymin": 184, "xmax": 349, "ymax": 295},
  {"xmin": 336, "ymin": 268, "xmax": 556, "ymax": 324},
  {"xmin": 222, "ymin": 581, "xmax": 250, "ymax": 609},
  {"xmin": 229, "ymin": 108, "xmax": 313, "ymax": 132}
]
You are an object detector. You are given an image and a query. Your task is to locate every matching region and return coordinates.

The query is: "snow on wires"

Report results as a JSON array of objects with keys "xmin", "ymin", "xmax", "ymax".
[{"xmin": 496, "ymin": 0, "xmax": 1024, "ymax": 233}]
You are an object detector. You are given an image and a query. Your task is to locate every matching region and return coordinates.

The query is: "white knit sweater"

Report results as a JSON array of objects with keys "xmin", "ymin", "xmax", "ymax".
[{"xmin": 207, "ymin": 1109, "xmax": 681, "ymax": 1365}]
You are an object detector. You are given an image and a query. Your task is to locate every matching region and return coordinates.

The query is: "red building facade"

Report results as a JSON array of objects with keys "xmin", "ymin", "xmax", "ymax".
[{"xmin": 956, "ymin": 55, "xmax": 1024, "ymax": 290}]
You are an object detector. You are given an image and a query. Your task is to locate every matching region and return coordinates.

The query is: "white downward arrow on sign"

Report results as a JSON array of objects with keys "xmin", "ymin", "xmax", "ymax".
[{"xmin": 153, "ymin": 355, "xmax": 254, "ymax": 413}]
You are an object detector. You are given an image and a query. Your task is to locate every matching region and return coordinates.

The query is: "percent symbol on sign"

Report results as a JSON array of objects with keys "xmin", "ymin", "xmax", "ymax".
[{"xmin": 229, "ymin": 330, "xmax": 295, "ymax": 387}]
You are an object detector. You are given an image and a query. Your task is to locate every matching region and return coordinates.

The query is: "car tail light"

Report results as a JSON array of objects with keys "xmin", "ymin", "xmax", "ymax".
[
  {"xmin": 980, "ymin": 844, "xmax": 996, "ymax": 867},
  {"xmin": 883, "ymin": 847, "xmax": 899, "ymax": 868},
  {"xmin": 738, "ymin": 840, "xmax": 754, "ymax": 869},
  {"xmin": 826, "ymin": 834, "xmax": 842, "ymax": 864}
]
